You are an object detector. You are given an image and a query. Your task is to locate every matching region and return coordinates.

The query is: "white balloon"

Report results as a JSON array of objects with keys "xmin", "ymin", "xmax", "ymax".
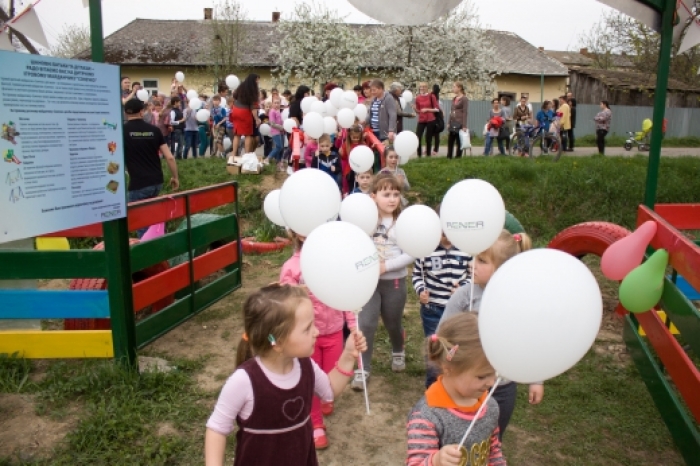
[
  {"xmin": 263, "ymin": 190, "xmax": 286, "ymax": 227},
  {"xmin": 223, "ymin": 137, "xmax": 232, "ymax": 149},
  {"xmin": 339, "ymin": 193, "xmax": 378, "ymax": 236},
  {"xmin": 349, "ymin": 145, "xmax": 374, "ymax": 173},
  {"xmin": 283, "ymin": 118, "xmax": 297, "ymax": 133},
  {"xmin": 394, "ymin": 131, "xmax": 419, "ymax": 160},
  {"xmin": 347, "ymin": 0, "xmax": 461, "ymax": 25},
  {"xmin": 399, "ymin": 97, "xmax": 406, "ymax": 109},
  {"xmin": 395, "ymin": 205, "xmax": 442, "ymax": 259},
  {"xmin": 301, "ymin": 221, "xmax": 380, "ymax": 311},
  {"xmin": 188, "ymin": 98, "xmax": 203, "ymax": 110},
  {"xmin": 353, "ymin": 104, "xmax": 367, "ymax": 121},
  {"xmin": 136, "ymin": 89, "xmax": 149, "ymax": 102},
  {"xmin": 281, "ymin": 108, "xmax": 290, "ymax": 120},
  {"xmin": 303, "ymin": 112, "xmax": 324, "ymax": 138},
  {"xmin": 402, "ymin": 90, "xmax": 414, "ymax": 103},
  {"xmin": 324, "ymin": 100, "xmax": 338, "ymax": 117},
  {"xmin": 186, "ymin": 89, "xmax": 199, "ymax": 101},
  {"xmin": 323, "ymin": 116, "xmax": 338, "ymax": 135},
  {"xmin": 337, "ymin": 108, "xmax": 356, "ymax": 129},
  {"xmin": 175, "ymin": 71, "xmax": 185, "ymax": 82},
  {"xmin": 259, "ymin": 123, "xmax": 272, "ymax": 136},
  {"xmin": 279, "ymin": 168, "xmax": 341, "ymax": 236},
  {"xmin": 219, "ymin": 96, "xmax": 227, "ymax": 108},
  {"xmin": 440, "ymin": 179, "xmax": 505, "ymax": 255},
  {"xmin": 310, "ymin": 100, "xmax": 326, "ymax": 116},
  {"xmin": 479, "ymin": 249, "xmax": 602, "ymax": 383},
  {"xmin": 196, "ymin": 109, "xmax": 210, "ymax": 122},
  {"xmin": 225, "ymin": 74, "xmax": 240, "ymax": 90},
  {"xmin": 301, "ymin": 96, "xmax": 319, "ymax": 114},
  {"xmin": 329, "ymin": 88, "xmax": 345, "ymax": 109},
  {"xmin": 340, "ymin": 90, "xmax": 358, "ymax": 109}
]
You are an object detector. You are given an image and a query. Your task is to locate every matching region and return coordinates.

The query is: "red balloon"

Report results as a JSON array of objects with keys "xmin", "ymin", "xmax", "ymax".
[{"xmin": 601, "ymin": 221, "xmax": 657, "ymax": 281}]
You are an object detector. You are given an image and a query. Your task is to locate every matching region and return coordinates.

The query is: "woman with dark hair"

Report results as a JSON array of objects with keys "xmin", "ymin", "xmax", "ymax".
[
  {"xmin": 289, "ymin": 85, "xmax": 311, "ymax": 126},
  {"xmin": 594, "ymin": 101, "xmax": 612, "ymax": 155},
  {"xmin": 447, "ymin": 82, "xmax": 468, "ymax": 159},
  {"xmin": 229, "ymin": 73, "xmax": 260, "ymax": 154},
  {"xmin": 431, "ymin": 84, "xmax": 443, "ymax": 155},
  {"xmin": 360, "ymin": 81, "xmax": 372, "ymax": 105}
]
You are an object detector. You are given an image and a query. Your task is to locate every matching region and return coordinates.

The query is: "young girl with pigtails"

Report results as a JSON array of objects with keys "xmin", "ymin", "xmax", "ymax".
[
  {"xmin": 279, "ymin": 231, "xmax": 356, "ymax": 450},
  {"xmin": 205, "ymin": 284, "xmax": 366, "ymax": 466},
  {"xmin": 353, "ymin": 173, "xmax": 414, "ymax": 390},
  {"xmin": 407, "ymin": 312, "xmax": 506, "ymax": 466},
  {"xmin": 440, "ymin": 229, "xmax": 544, "ymax": 440}
]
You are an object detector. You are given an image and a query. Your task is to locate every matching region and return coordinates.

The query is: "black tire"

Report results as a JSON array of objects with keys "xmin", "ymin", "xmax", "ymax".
[
  {"xmin": 551, "ymin": 134, "xmax": 563, "ymax": 161},
  {"xmin": 624, "ymin": 142, "xmax": 633, "ymax": 151},
  {"xmin": 509, "ymin": 132, "xmax": 526, "ymax": 156}
]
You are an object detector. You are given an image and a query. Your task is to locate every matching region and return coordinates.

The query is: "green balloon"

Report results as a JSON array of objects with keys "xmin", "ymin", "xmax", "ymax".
[
  {"xmin": 619, "ymin": 249, "xmax": 668, "ymax": 314},
  {"xmin": 504, "ymin": 211, "xmax": 525, "ymax": 234}
]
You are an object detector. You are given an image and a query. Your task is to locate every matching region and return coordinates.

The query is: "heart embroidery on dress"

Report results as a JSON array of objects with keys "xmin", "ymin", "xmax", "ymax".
[{"xmin": 282, "ymin": 396, "xmax": 305, "ymax": 421}]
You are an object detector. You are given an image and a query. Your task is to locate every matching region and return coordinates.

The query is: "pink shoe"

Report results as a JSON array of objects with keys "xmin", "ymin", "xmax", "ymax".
[
  {"xmin": 321, "ymin": 401, "xmax": 334, "ymax": 416},
  {"xmin": 314, "ymin": 428, "xmax": 328, "ymax": 450}
]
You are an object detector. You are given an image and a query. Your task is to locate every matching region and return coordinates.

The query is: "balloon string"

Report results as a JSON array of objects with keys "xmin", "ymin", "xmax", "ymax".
[
  {"xmin": 468, "ymin": 258, "xmax": 475, "ymax": 312},
  {"xmin": 457, "ymin": 377, "xmax": 501, "ymax": 449},
  {"xmin": 355, "ymin": 309, "xmax": 370, "ymax": 415}
]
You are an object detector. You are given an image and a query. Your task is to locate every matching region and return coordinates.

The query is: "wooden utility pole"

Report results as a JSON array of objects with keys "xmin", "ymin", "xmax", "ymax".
[{"xmin": 0, "ymin": 0, "xmax": 41, "ymax": 54}]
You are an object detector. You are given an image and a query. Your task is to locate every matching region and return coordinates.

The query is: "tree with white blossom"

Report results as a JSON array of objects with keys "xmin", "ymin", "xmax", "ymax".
[
  {"xmin": 375, "ymin": 2, "xmax": 499, "ymax": 98},
  {"xmin": 271, "ymin": 1, "xmax": 370, "ymax": 94}
]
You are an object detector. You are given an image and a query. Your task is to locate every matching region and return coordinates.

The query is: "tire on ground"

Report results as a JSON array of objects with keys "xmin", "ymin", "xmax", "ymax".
[{"xmin": 547, "ymin": 221, "xmax": 630, "ymax": 259}]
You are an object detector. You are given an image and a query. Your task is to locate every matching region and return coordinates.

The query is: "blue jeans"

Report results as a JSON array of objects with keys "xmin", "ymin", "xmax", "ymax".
[
  {"xmin": 183, "ymin": 130, "xmax": 199, "ymax": 159},
  {"xmin": 170, "ymin": 129, "xmax": 184, "ymax": 159},
  {"xmin": 268, "ymin": 134, "xmax": 284, "ymax": 162},
  {"xmin": 484, "ymin": 135, "xmax": 505, "ymax": 155},
  {"xmin": 421, "ymin": 303, "xmax": 445, "ymax": 388},
  {"xmin": 128, "ymin": 184, "xmax": 162, "ymax": 238}
]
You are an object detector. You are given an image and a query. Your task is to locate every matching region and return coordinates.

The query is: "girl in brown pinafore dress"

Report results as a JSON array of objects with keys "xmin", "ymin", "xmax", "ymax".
[{"xmin": 204, "ymin": 284, "xmax": 367, "ymax": 466}]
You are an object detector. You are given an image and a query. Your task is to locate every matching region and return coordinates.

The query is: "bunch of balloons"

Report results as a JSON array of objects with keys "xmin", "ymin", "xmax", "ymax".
[{"xmin": 601, "ymin": 221, "xmax": 667, "ymax": 313}]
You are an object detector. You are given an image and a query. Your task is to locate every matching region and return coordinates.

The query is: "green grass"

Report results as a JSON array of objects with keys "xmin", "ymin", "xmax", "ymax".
[
  {"xmin": 402, "ymin": 154, "xmax": 700, "ymax": 240},
  {"xmin": 438, "ymin": 133, "xmax": 700, "ymax": 149}
]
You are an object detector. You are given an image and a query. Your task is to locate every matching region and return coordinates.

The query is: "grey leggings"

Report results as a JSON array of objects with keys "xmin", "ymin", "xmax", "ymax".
[{"xmin": 358, "ymin": 277, "xmax": 407, "ymax": 371}]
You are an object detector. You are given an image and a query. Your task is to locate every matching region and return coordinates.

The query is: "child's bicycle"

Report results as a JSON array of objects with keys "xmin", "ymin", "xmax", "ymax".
[
  {"xmin": 510, "ymin": 123, "xmax": 535, "ymax": 157},
  {"xmin": 624, "ymin": 118, "xmax": 652, "ymax": 152},
  {"xmin": 527, "ymin": 115, "xmax": 563, "ymax": 161}
]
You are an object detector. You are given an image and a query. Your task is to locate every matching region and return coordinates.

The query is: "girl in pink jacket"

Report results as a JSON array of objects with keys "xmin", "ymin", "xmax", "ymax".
[{"xmin": 279, "ymin": 231, "xmax": 356, "ymax": 450}]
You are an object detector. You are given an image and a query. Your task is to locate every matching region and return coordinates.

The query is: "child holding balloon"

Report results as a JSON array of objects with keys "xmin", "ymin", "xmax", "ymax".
[
  {"xmin": 311, "ymin": 134, "xmax": 342, "ymax": 190},
  {"xmin": 339, "ymin": 125, "xmax": 366, "ymax": 194},
  {"xmin": 413, "ymin": 205, "xmax": 472, "ymax": 388},
  {"xmin": 279, "ymin": 232, "xmax": 356, "ymax": 449},
  {"xmin": 352, "ymin": 170, "xmax": 373, "ymax": 194},
  {"xmin": 205, "ymin": 284, "xmax": 366, "ymax": 465},
  {"xmin": 379, "ymin": 146, "xmax": 409, "ymax": 192},
  {"xmin": 353, "ymin": 173, "xmax": 414, "ymax": 390},
  {"xmin": 440, "ymin": 229, "xmax": 542, "ymax": 439},
  {"xmin": 407, "ymin": 312, "xmax": 505, "ymax": 466}
]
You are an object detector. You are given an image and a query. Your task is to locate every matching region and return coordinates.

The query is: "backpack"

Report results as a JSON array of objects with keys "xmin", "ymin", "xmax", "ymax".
[{"xmin": 431, "ymin": 94, "xmax": 445, "ymax": 133}]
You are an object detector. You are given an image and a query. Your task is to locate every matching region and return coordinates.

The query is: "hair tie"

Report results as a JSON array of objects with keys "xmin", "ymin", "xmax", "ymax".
[
  {"xmin": 446, "ymin": 344, "xmax": 459, "ymax": 362},
  {"xmin": 430, "ymin": 334, "xmax": 438, "ymax": 342},
  {"xmin": 513, "ymin": 233, "xmax": 522, "ymax": 242},
  {"xmin": 268, "ymin": 334, "xmax": 277, "ymax": 346},
  {"xmin": 242, "ymin": 332, "xmax": 249, "ymax": 342}
]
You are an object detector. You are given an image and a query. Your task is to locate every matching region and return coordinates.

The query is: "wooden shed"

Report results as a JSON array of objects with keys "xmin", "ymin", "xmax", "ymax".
[{"xmin": 569, "ymin": 67, "xmax": 700, "ymax": 108}]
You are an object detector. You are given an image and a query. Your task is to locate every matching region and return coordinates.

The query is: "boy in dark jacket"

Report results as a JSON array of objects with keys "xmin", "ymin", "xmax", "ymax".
[{"xmin": 311, "ymin": 134, "xmax": 342, "ymax": 189}]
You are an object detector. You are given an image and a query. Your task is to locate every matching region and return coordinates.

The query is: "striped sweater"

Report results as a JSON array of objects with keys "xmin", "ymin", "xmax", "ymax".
[
  {"xmin": 406, "ymin": 396, "xmax": 505, "ymax": 466},
  {"xmin": 412, "ymin": 245, "xmax": 472, "ymax": 306}
]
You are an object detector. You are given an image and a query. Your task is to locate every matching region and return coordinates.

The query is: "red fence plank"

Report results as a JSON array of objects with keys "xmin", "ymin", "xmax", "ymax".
[
  {"xmin": 636, "ymin": 310, "xmax": 700, "ymax": 423},
  {"xmin": 44, "ymin": 183, "xmax": 237, "ymax": 238},
  {"xmin": 131, "ymin": 242, "xmax": 238, "ymax": 310},
  {"xmin": 654, "ymin": 204, "xmax": 700, "ymax": 230},
  {"xmin": 638, "ymin": 205, "xmax": 700, "ymax": 294}
]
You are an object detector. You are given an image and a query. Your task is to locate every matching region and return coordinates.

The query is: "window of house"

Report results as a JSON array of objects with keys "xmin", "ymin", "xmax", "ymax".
[{"xmin": 143, "ymin": 79, "xmax": 159, "ymax": 97}]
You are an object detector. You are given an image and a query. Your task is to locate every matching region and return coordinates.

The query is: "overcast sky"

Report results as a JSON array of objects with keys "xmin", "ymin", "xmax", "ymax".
[{"xmin": 20, "ymin": 0, "xmax": 616, "ymax": 51}]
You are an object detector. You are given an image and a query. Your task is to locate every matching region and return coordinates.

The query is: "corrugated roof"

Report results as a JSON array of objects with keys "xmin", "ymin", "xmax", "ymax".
[
  {"xmin": 571, "ymin": 67, "xmax": 700, "ymax": 92},
  {"xmin": 545, "ymin": 50, "xmax": 594, "ymax": 67},
  {"xmin": 76, "ymin": 19, "xmax": 568, "ymax": 76}
]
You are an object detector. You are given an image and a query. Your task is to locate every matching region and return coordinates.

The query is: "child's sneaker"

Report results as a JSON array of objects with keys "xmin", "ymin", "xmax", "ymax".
[
  {"xmin": 313, "ymin": 428, "xmax": 328, "ymax": 450},
  {"xmin": 351, "ymin": 370, "xmax": 369, "ymax": 391},
  {"xmin": 321, "ymin": 401, "xmax": 334, "ymax": 416},
  {"xmin": 392, "ymin": 352, "xmax": 406, "ymax": 372}
]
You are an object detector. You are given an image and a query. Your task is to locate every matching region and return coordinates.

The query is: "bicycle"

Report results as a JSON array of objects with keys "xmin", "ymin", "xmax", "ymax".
[
  {"xmin": 510, "ymin": 124, "xmax": 535, "ymax": 157},
  {"xmin": 528, "ymin": 116, "xmax": 563, "ymax": 161}
]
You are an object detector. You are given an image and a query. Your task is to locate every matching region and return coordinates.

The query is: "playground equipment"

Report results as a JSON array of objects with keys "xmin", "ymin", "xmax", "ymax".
[
  {"xmin": 0, "ymin": 183, "xmax": 241, "ymax": 361},
  {"xmin": 624, "ymin": 118, "xmax": 653, "ymax": 151}
]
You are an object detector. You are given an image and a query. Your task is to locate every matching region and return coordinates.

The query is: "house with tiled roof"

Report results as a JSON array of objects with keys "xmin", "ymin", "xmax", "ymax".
[{"xmin": 77, "ymin": 12, "xmax": 569, "ymax": 101}]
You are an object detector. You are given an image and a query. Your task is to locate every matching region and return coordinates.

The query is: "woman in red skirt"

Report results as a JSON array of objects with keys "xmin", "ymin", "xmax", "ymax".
[{"xmin": 229, "ymin": 74, "xmax": 261, "ymax": 156}]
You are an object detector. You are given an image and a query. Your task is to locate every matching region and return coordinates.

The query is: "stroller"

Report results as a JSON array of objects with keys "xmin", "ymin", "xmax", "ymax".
[{"xmin": 624, "ymin": 118, "xmax": 652, "ymax": 151}]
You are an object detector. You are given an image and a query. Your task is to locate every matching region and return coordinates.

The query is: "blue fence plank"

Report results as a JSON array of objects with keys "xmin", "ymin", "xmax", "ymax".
[{"xmin": 0, "ymin": 290, "xmax": 110, "ymax": 319}]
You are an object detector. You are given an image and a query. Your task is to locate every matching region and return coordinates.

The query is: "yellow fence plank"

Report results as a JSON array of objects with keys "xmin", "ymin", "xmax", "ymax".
[{"xmin": 0, "ymin": 330, "xmax": 114, "ymax": 358}]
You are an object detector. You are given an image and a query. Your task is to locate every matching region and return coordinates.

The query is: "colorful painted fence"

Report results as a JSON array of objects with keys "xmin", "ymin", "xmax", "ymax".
[{"xmin": 0, "ymin": 182, "xmax": 242, "ymax": 364}]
